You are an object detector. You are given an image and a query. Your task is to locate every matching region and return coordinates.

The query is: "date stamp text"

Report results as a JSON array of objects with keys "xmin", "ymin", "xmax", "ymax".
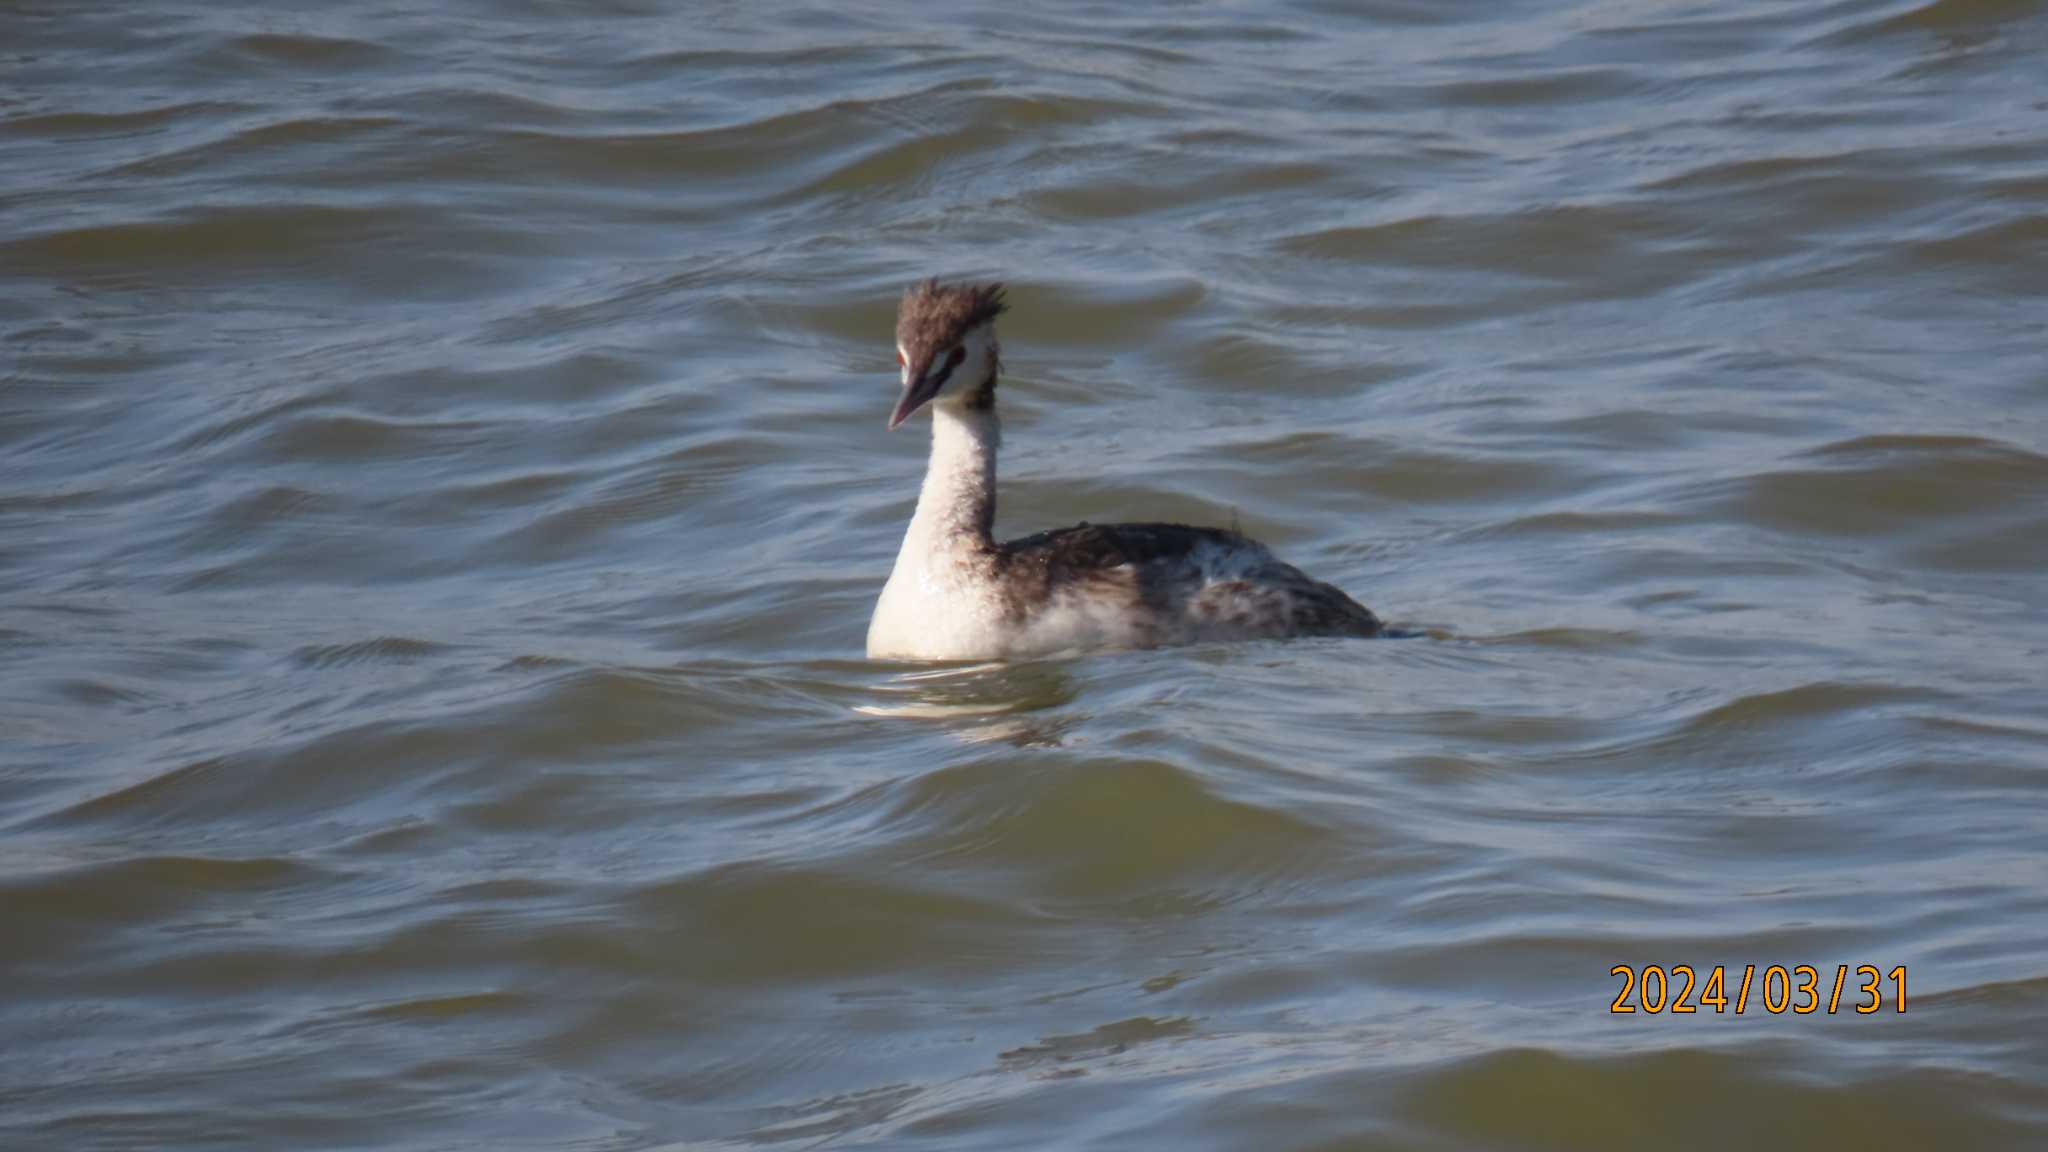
[{"xmin": 1610, "ymin": 964, "xmax": 1907, "ymax": 1015}]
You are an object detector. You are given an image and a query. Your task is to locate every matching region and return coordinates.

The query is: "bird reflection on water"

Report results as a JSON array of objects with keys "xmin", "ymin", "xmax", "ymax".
[{"xmin": 856, "ymin": 659, "xmax": 1082, "ymax": 747}]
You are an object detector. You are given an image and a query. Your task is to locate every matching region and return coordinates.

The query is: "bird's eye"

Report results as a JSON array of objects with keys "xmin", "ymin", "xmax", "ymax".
[
  {"xmin": 895, "ymin": 350, "xmax": 905, "ymax": 367},
  {"xmin": 944, "ymin": 346, "xmax": 966, "ymax": 370}
]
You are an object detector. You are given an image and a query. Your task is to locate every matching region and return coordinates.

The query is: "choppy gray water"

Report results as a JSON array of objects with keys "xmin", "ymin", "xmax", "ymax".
[{"xmin": 4, "ymin": 2, "xmax": 2047, "ymax": 1148}]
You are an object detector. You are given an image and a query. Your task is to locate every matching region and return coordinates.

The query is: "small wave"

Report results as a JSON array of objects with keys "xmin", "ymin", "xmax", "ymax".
[
  {"xmin": 0, "ymin": 101, "xmax": 236, "ymax": 141},
  {"xmin": 292, "ymin": 636, "xmax": 453, "ymax": 669},
  {"xmin": 98, "ymin": 114, "xmax": 406, "ymax": 181},
  {"xmin": 1717, "ymin": 434, "xmax": 2048, "ymax": 540},
  {"xmin": 873, "ymin": 754, "xmax": 1345, "ymax": 910},
  {"xmin": 1826, "ymin": 0, "xmax": 2042, "ymax": 45},
  {"xmin": 998, "ymin": 1014, "xmax": 1195, "ymax": 1068},
  {"xmin": 263, "ymin": 411, "xmax": 493, "ymax": 464},
  {"xmin": 1279, "ymin": 205, "xmax": 1669, "ymax": 285},
  {"xmin": 207, "ymin": 32, "xmax": 400, "ymax": 70},
  {"xmin": 0, "ymin": 851, "xmax": 327, "ymax": 969},
  {"xmin": 1678, "ymin": 680, "xmax": 1939, "ymax": 733},
  {"xmin": 1395, "ymin": 1045, "xmax": 2037, "ymax": 1148},
  {"xmin": 621, "ymin": 861, "xmax": 1034, "ymax": 985}
]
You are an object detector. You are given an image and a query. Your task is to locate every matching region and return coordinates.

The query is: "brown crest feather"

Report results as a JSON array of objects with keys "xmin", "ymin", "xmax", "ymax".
[{"xmin": 896, "ymin": 279, "xmax": 1008, "ymax": 355}]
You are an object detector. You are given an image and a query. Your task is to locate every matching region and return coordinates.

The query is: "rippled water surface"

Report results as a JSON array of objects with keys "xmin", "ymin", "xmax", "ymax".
[{"xmin": 5, "ymin": 2, "xmax": 2048, "ymax": 1148}]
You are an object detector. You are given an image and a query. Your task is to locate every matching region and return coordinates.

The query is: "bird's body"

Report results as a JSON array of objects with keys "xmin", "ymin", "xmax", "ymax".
[{"xmin": 867, "ymin": 280, "xmax": 1382, "ymax": 661}]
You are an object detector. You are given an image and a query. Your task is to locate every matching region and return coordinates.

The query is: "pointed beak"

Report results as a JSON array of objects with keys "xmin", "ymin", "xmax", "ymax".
[{"xmin": 887, "ymin": 365, "xmax": 941, "ymax": 430}]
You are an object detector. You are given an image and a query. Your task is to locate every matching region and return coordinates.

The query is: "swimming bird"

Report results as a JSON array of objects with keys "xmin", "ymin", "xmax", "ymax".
[{"xmin": 867, "ymin": 278, "xmax": 1383, "ymax": 660}]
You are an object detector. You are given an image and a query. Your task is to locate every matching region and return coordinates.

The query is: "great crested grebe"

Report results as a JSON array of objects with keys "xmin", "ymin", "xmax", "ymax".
[{"xmin": 867, "ymin": 279, "xmax": 1383, "ymax": 661}]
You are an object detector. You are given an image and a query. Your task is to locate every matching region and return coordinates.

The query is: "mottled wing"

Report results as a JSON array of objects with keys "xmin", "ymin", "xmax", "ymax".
[
  {"xmin": 998, "ymin": 521, "xmax": 1381, "ymax": 640},
  {"xmin": 998, "ymin": 521, "xmax": 1254, "ymax": 578}
]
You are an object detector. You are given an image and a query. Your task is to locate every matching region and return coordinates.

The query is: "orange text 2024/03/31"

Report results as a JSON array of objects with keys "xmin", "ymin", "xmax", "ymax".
[{"xmin": 1609, "ymin": 964, "xmax": 1908, "ymax": 1015}]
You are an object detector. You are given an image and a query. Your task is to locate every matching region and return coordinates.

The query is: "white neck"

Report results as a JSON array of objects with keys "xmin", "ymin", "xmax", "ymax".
[
  {"xmin": 868, "ymin": 339, "xmax": 1006, "ymax": 660},
  {"xmin": 868, "ymin": 399, "xmax": 1003, "ymax": 659},
  {"xmin": 906, "ymin": 401, "xmax": 999, "ymax": 555}
]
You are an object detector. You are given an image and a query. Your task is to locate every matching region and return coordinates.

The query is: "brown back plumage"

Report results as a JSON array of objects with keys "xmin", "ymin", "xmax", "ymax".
[{"xmin": 997, "ymin": 521, "xmax": 1384, "ymax": 639}]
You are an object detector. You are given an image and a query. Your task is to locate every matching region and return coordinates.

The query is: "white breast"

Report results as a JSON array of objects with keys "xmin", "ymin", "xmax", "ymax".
[{"xmin": 866, "ymin": 552, "xmax": 1007, "ymax": 661}]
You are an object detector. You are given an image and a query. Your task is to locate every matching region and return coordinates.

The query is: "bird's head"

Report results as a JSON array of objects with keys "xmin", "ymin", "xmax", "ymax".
[{"xmin": 889, "ymin": 279, "xmax": 1007, "ymax": 429}]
